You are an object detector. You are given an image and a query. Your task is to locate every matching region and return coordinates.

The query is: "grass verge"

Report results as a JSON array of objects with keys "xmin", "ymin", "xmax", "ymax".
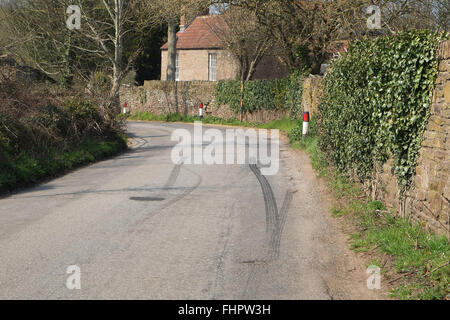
[
  {"xmin": 0, "ymin": 134, "xmax": 127, "ymax": 194},
  {"xmin": 289, "ymin": 118, "xmax": 449, "ymax": 300}
]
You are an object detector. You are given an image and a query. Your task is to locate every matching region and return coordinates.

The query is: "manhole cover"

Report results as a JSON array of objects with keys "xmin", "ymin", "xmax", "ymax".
[{"xmin": 129, "ymin": 197, "xmax": 165, "ymax": 202}]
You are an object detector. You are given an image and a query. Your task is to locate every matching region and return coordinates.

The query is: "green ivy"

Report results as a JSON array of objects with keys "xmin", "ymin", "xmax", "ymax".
[
  {"xmin": 215, "ymin": 80, "xmax": 241, "ymax": 113},
  {"xmin": 285, "ymin": 71, "xmax": 304, "ymax": 119},
  {"xmin": 215, "ymin": 74, "xmax": 303, "ymax": 118},
  {"xmin": 319, "ymin": 30, "xmax": 447, "ymax": 190}
]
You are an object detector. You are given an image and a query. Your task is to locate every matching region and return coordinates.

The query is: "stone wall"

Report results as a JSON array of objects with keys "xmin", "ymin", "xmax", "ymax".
[
  {"xmin": 120, "ymin": 80, "xmax": 288, "ymax": 122},
  {"xmin": 301, "ymin": 75, "xmax": 324, "ymax": 116},
  {"xmin": 409, "ymin": 40, "xmax": 450, "ymax": 234},
  {"xmin": 299, "ymin": 48, "xmax": 449, "ymax": 235},
  {"xmin": 121, "ymin": 80, "xmax": 220, "ymax": 116},
  {"xmin": 376, "ymin": 41, "xmax": 450, "ymax": 236}
]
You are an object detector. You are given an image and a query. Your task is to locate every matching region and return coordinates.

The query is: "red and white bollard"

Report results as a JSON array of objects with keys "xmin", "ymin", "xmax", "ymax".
[
  {"xmin": 303, "ymin": 112, "xmax": 310, "ymax": 136},
  {"xmin": 123, "ymin": 102, "xmax": 128, "ymax": 114},
  {"xmin": 199, "ymin": 103, "xmax": 204, "ymax": 119}
]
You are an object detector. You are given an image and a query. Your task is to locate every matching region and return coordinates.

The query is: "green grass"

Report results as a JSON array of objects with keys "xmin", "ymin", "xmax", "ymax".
[
  {"xmin": 127, "ymin": 112, "xmax": 167, "ymax": 122},
  {"xmin": 127, "ymin": 112, "xmax": 297, "ymax": 134},
  {"xmin": 289, "ymin": 118, "xmax": 328, "ymax": 176},
  {"xmin": 255, "ymin": 117, "xmax": 297, "ymax": 132},
  {"xmin": 0, "ymin": 134, "xmax": 127, "ymax": 193},
  {"xmin": 332, "ymin": 200, "xmax": 367, "ymax": 218},
  {"xmin": 350, "ymin": 212, "xmax": 449, "ymax": 300}
]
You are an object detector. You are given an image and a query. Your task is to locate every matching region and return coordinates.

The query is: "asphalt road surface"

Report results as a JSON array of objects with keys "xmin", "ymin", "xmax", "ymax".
[{"xmin": 0, "ymin": 121, "xmax": 339, "ymax": 299}]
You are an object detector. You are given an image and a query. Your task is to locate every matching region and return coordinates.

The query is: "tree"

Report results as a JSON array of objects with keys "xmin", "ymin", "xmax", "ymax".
[
  {"xmin": 72, "ymin": 0, "xmax": 149, "ymax": 113},
  {"xmin": 376, "ymin": 0, "xmax": 449, "ymax": 32},
  {"xmin": 2, "ymin": 0, "xmax": 154, "ymax": 115},
  {"xmin": 124, "ymin": 24, "xmax": 167, "ymax": 84},
  {"xmin": 231, "ymin": 0, "xmax": 449, "ymax": 74},
  {"xmin": 207, "ymin": 5, "xmax": 274, "ymax": 120},
  {"xmin": 145, "ymin": 0, "xmax": 212, "ymax": 81},
  {"xmin": 235, "ymin": 0, "xmax": 371, "ymax": 74},
  {"xmin": 210, "ymin": 6, "xmax": 272, "ymax": 82},
  {"xmin": 1, "ymin": 0, "xmax": 77, "ymax": 87}
]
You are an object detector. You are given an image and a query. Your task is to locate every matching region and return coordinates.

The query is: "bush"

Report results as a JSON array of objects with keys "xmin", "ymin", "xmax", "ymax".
[
  {"xmin": 215, "ymin": 73, "xmax": 304, "ymax": 118},
  {"xmin": 318, "ymin": 30, "xmax": 447, "ymax": 189},
  {"xmin": 285, "ymin": 71, "xmax": 304, "ymax": 119},
  {"xmin": 215, "ymin": 80, "xmax": 241, "ymax": 113},
  {"xmin": 64, "ymin": 98, "xmax": 99, "ymax": 120},
  {"xmin": 0, "ymin": 75, "xmax": 125, "ymax": 193},
  {"xmin": 90, "ymin": 71, "xmax": 111, "ymax": 91}
]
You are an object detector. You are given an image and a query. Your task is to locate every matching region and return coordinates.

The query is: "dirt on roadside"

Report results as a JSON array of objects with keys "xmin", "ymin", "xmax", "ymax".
[{"xmin": 281, "ymin": 135, "xmax": 388, "ymax": 300}]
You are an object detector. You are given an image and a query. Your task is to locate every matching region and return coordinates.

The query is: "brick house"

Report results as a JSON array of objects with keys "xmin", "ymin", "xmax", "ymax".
[{"xmin": 160, "ymin": 14, "xmax": 288, "ymax": 81}]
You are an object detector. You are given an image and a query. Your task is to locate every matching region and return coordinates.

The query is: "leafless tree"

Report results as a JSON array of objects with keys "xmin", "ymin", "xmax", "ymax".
[
  {"xmin": 1, "ymin": 1, "xmax": 74, "ymax": 86},
  {"xmin": 2, "ymin": 0, "xmax": 152, "ymax": 115},
  {"xmin": 375, "ymin": 0, "xmax": 449, "ymax": 32},
  {"xmin": 230, "ymin": 0, "xmax": 448, "ymax": 74},
  {"xmin": 207, "ymin": 5, "xmax": 274, "ymax": 119},
  {"xmin": 72, "ymin": 0, "xmax": 149, "ymax": 114}
]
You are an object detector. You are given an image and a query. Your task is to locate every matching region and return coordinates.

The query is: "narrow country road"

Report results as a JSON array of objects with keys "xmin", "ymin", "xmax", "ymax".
[{"xmin": 0, "ymin": 121, "xmax": 373, "ymax": 300}]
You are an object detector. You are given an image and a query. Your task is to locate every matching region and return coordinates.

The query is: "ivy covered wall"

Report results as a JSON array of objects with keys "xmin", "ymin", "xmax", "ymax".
[
  {"xmin": 121, "ymin": 73, "xmax": 305, "ymax": 122},
  {"xmin": 318, "ymin": 31, "xmax": 449, "ymax": 233},
  {"xmin": 215, "ymin": 71, "xmax": 304, "ymax": 119}
]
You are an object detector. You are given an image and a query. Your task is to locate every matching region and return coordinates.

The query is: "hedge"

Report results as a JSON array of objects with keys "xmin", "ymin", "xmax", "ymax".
[
  {"xmin": 318, "ymin": 30, "xmax": 447, "ymax": 190},
  {"xmin": 215, "ymin": 71, "xmax": 304, "ymax": 119}
]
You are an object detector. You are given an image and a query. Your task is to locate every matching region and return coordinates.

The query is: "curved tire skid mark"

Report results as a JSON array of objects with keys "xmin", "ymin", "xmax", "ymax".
[
  {"xmin": 243, "ymin": 166, "xmax": 292, "ymax": 298},
  {"xmin": 271, "ymin": 191, "xmax": 293, "ymax": 260},
  {"xmin": 163, "ymin": 163, "xmax": 182, "ymax": 191},
  {"xmin": 129, "ymin": 136, "xmax": 148, "ymax": 150},
  {"xmin": 157, "ymin": 166, "xmax": 202, "ymax": 212},
  {"xmin": 98, "ymin": 166, "xmax": 201, "ymax": 282},
  {"xmin": 249, "ymin": 164, "xmax": 279, "ymax": 242},
  {"xmin": 249, "ymin": 164, "xmax": 293, "ymax": 260},
  {"xmin": 130, "ymin": 161, "xmax": 182, "ymax": 202}
]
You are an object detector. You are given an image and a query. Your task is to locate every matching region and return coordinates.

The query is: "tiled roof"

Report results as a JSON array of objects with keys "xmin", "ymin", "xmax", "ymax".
[{"xmin": 161, "ymin": 15, "xmax": 225, "ymax": 50}]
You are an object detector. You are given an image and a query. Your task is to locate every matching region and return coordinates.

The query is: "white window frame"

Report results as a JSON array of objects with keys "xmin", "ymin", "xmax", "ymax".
[
  {"xmin": 175, "ymin": 53, "xmax": 180, "ymax": 81},
  {"xmin": 208, "ymin": 53, "xmax": 217, "ymax": 82}
]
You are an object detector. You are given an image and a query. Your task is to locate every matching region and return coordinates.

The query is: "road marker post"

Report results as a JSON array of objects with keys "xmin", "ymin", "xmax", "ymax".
[
  {"xmin": 199, "ymin": 103, "xmax": 204, "ymax": 119},
  {"xmin": 302, "ymin": 112, "xmax": 310, "ymax": 137}
]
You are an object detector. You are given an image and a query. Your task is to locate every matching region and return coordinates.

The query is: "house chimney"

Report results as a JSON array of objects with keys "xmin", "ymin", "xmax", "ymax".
[{"xmin": 180, "ymin": 14, "xmax": 186, "ymax": 32}]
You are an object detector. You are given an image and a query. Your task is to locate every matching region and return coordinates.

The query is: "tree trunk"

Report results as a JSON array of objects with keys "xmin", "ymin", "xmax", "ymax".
[
  {"xmin": 311, "ymin": 49, "xmax": 325, "ymax": 75},
  {"xmin": 166, "ymin": 21, "xmax": 178, "ymax": 114},
  {"xmin": 166, "ymin": 21, "xmax": 177, "ymax": 81},
  {"xmin": 62, "ymin": 31, "xmax": 74, "ymax": 89},
  {"xmin": 110, "ymin": 0, "xmax": 124, "ymax": 115},
  {"xmin": 111, "ymin": 64, "xmax": 121, "ymax": 114},
  {"xmin": 240, "ymin": 79, "xmax": 244, "ymax": 122}
]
